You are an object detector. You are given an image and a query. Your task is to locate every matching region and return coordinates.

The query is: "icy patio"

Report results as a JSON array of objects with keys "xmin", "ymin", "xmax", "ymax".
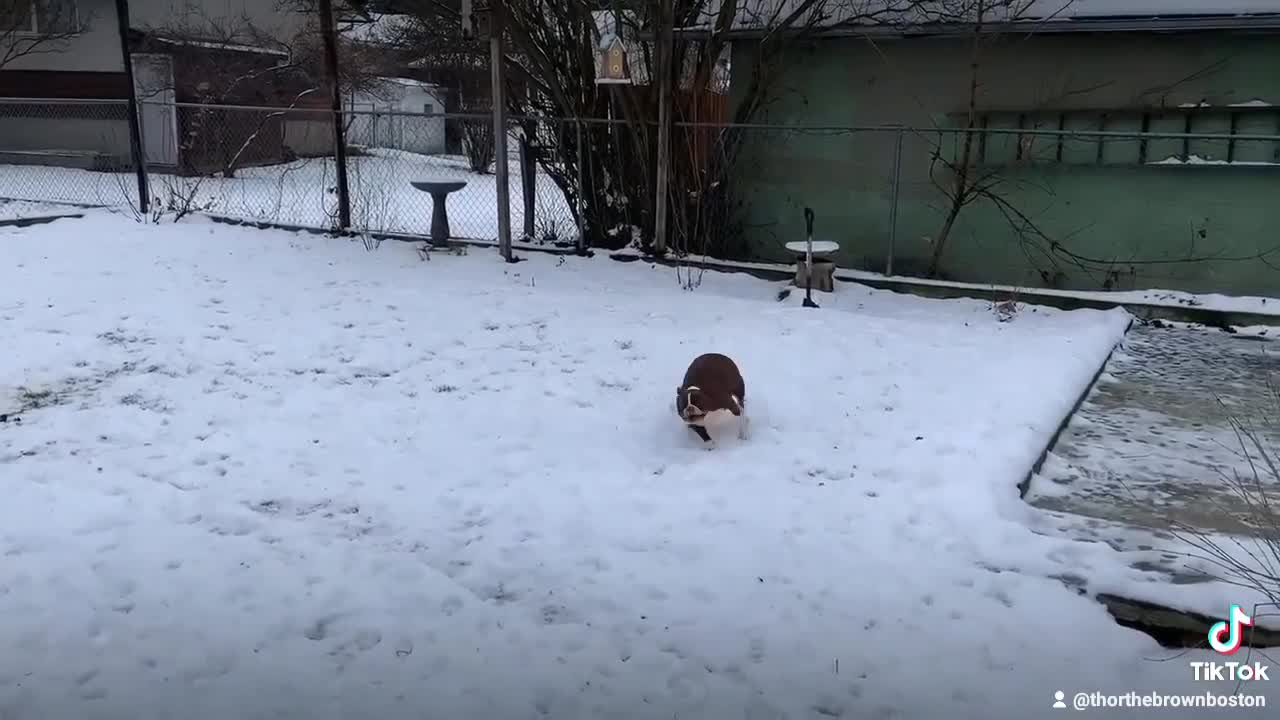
[
  {"xmin": 0, "ymin": 212, "xmax": 1274, "ymax": 719},
  {"xmin": 1028, "ymin": 322, "xmax": 1280, "ymax": 574}
]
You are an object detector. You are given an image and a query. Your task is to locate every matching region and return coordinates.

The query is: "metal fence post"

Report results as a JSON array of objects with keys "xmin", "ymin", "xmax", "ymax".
[
  {"xmin": 490, "ymin": 0, "xmax": 514, "ymax": 262},
  {"xmin": 113, "ymin": 0, "xmax": 149, "ymax": 214},
  {"xmin": 652, "ymin": 4, "xmax": 674, "ymax": 254},
  {"xmin": 886, "ymin": 126, "xmax": 904, "ymax": 277}
]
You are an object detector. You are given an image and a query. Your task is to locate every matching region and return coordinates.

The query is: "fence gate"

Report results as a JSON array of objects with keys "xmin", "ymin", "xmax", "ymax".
[{"xmin": 130, "ymin": 53, "xmax": 179, "ymax": 169}]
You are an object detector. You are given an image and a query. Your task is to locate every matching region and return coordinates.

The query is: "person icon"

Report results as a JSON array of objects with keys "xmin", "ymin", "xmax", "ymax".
[{"xmin": 1052, "ymin": 691, "xmax": 1067, "ymax": 709}]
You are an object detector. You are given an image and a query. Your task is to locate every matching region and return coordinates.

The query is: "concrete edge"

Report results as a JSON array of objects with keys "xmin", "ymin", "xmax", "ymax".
[
  {"xmin": 0, "ymin": 196, "xmax": 111, "ymax": 209},
  {"xmin": 0, "ymin": 213, "xmax": 85, "ymax": 228},
  {"xmin": 855, "ymin": 276, "xmax": 1277, "ymax": 329},
  {"xmin": 1096, "ymin": 593, "xmax": 1280, "ymax": 649},
  {"xmin": 611, "ymin": 252, "xmax": 1280, "ymax": 328},
  {"xmin": 1016, "ymin": 314, "xmax": 1135, "ymax": 499}
]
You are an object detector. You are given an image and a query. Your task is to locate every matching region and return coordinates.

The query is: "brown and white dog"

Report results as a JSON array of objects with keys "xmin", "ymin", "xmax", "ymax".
[{"xmin": 676, "ymin": 353, "xmax": 748, "ymax": 448}]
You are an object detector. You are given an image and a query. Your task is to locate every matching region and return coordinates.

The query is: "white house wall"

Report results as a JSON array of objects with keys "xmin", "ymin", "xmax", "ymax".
[
  {"xmin": 128, "ymin": 0, "xmax": 314, "ymax": 40},
  {"xmin": 347, "ymin": 80, "xmax": 447, "ymax": 156},
  {"xmin": 1, "ymin": 0, "xmax": 318, "ymax": 74},
  {"xmin": 1, "ymin": 0, "xmax": 122, "ymax": 72}
]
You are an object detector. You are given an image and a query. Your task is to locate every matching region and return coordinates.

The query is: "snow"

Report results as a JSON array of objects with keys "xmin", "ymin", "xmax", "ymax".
[
  {"xmin": 784, "ymin": 240, "xmax": 841, "ymax": 255},
  {"xmin": 1176, "ymin": 99, "xmax": 1274, "ymax": 108},
  {"xmin": 0, "ymin": 149, "xmax": 577, "ymax": 243},
  {"xmin": 1150, "ymin": 154, "xmax": 1280, "ymax": 166},
  {"xmin": 1, "ymin": 212, "xmax": 1275, "ymax": 719},
  {"xmin": 1055, "ymin": 0, "xmax": 1280, "ymax": 16}
]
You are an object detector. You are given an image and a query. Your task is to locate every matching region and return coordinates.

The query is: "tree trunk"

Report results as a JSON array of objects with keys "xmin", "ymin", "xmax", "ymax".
[
  {"xmin": 519, "ymin": 126, "xmax": 536, "ymax": 241},
  {"xmin": 927, "ymin": 6, "xmax": 986, "ymax": 278},
  {"xmin": 929, "ymin": 202, "xmax": 963, "ymax": 278},
  {"xmin": 927, "ymin": 127, "xmax": 976, "ymax": 278}
]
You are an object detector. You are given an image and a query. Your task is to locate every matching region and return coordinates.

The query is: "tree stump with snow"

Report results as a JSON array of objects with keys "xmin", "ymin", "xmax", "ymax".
[
  {"xmin": 785, "ymin": 240, "xmax": 840, "ymax": 293},
  {"xmin": 794, "ymin": 259, "xmax": 836, "ymax": 292}
]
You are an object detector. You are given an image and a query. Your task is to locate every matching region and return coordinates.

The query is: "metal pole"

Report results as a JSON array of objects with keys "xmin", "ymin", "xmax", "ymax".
[
  {"xmin": 318, "ymin": 0, "xmax": 351, "ymax": 229},
  {"xmin": 652, "ymin": 2, "xmax": 673, "ymax": 255},
  {"xmin": 113, "ymin": 0, "xmax": 149, "ymax": 214},
  {"xmin": 886, "ymin": 127, "xmax": 903, "ymax": 277},
  {"xmin": 490, "ymin": 0, "xmax": 514, "ymax": 262},
  {"xmin": 803, "ymin": 207, "xmax": 818, "ymax": 309}
]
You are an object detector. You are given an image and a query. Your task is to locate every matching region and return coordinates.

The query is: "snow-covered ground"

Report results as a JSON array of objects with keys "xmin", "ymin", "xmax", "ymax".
[
  {"xmin": 0, "ymin": 212, "xmax": 1275, "ymax": 719},
  {"xmin": 0, "ymin": 149, "xmax": 576, "ymax": 242}
]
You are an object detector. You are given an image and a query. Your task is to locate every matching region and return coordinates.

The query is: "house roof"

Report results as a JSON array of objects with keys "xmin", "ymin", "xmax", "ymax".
[
  {"xmin": 377, "ymin": 76, "xmax": 444, "ymax": 91},
  {"xmin": 674, "ymin": 0, "xmax": 1280, "ymax": 38},
  {"xmin": 133, "ymin": 31, "xmax": 290, "ymax": 57}
]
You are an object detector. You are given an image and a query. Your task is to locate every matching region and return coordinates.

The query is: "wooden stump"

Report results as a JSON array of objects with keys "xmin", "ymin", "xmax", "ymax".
[{"xmin": 794, "ymin": 259, "xmax": 836, "ymax": 293}]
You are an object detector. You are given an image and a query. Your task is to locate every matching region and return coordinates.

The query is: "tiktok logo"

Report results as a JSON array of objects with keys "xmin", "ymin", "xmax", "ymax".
[{"xmin": 1208, "ymin": 604, "xmax": 1254, "ymax": 655}]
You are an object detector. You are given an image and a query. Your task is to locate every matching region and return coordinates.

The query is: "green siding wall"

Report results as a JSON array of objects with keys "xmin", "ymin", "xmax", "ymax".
[{"xmin": 730, "ymin": 33, "xmax": 1280, "ymax": 296}]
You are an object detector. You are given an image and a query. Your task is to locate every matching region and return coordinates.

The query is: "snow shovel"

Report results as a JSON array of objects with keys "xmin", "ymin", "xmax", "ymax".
[{"xmin": 802, "ymin": 207, "xmax": 819, "ymax": 308}]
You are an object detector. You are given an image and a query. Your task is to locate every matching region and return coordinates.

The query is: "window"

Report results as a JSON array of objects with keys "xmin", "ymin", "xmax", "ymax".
[
  {"xmin": 947, "ymin": 105, "xmax": 1280, "ymax": 168},
  {"xmin": 423, "ymin": 103, "xmax": 435, "ymax": 116},
  {"xmin": 2, "ymin": 1, "xmax": 80, "ymax": 35}
]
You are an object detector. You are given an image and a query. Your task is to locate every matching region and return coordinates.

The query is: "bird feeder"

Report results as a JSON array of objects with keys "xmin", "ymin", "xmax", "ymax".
[
  {"xmin": 595, "ymin": 34, "xmax": 632, "ymax": 85},
  {"xmin": 460, "ymin": 0, "xmax": 491, "ymax": 41}
]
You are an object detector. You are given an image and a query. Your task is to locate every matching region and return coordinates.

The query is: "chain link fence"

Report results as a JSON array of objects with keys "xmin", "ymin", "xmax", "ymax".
[
  {"xmin": 130, "ymin": 102, "xmax": 339, "ymax": 224},
  {"xmin": 3, "ymin": 95, "xmax": 1278, "ymax": 293},
  {"xmin": 0, "ymin": 97, "xmax": 582, "ymax": 248},
  {"xmin": 0, "ymin": 98, "xmax": 140, "ymax": 210},
  {"xmin": 342, "ymin": 111, "xmax": 577, "ymax": 246}
]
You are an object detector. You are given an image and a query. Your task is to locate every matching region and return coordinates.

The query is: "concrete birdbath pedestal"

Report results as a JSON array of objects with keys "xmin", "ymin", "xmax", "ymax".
[
  {"xmin": 410, "ymin": 180, "xmax": 468, "ymax": 247},
  {"xmin": 784, "ymin": 239, "xmax": 840, "ymax": 292}
]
